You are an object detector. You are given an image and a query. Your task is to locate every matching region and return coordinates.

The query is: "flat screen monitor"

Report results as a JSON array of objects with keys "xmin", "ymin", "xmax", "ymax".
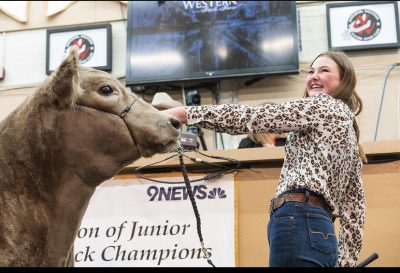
[{"xmin": 125, "ymin": 1, "xmax": 299, "ymax": 87}]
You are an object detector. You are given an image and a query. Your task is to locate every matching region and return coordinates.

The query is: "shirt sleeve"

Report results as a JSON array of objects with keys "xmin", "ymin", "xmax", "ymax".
[
  {"xmin": 335, "ymin": 165, "xmax": 366, "ymax": 267},
  {"xmin": 185, "ymin": 94, "xmax": 347, "ymax": 135}
]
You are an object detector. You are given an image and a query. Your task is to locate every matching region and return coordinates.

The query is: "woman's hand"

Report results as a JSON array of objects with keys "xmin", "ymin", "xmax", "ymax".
[{"xmin": 162, "ymin": 106, "xmax": 187, "ymax": 124}]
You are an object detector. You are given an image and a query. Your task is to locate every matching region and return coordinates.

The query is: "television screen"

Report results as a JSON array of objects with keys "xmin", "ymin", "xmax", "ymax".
[{"xmin": 126, "ymin": 1, "xmax": 299, "ymax": 87}]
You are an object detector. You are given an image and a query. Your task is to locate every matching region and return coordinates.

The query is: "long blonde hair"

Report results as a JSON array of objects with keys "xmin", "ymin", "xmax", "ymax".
[
  {"xmin": 248, "ymin": 131, "xmax": 286, "ymax": 147},
  {"xmin": 303, "ymin": 51, "xmax": 367, "ymax": 162}
]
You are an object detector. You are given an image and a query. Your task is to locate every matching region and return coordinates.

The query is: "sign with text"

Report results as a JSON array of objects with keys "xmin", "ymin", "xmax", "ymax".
[{"xmin": 74, "ymin": 175, "xmax": 237, "ymax": 267}]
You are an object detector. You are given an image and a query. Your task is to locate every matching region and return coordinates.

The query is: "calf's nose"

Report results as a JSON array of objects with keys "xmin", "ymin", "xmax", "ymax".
[{"xmin": 169, "ymin": 117, "xmax": 181, "ymax": 130}]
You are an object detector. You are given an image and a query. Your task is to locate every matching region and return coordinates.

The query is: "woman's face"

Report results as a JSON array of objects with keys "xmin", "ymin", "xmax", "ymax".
[{"xmin": 306, "ymin": 56, "xmax": 341, "ymax": 97}]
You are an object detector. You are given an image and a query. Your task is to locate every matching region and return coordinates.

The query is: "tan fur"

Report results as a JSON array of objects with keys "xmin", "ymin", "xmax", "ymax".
[{"xmin": 0, "ymin": 46, "xmax": 180, "ymax": 266}]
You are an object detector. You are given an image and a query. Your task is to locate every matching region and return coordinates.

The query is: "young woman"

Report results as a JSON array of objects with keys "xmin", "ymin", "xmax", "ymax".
[{"xmin": 163, "ymin": 51, "xmax": 366, "ymax": 267}]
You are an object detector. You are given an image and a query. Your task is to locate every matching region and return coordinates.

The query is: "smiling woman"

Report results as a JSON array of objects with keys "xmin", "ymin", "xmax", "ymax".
[
  {"xmin": 162, "ymin": 50, "xmax": 367, "ymax": 267},
  {"xmin": 306, "ymin": 56, "xmax": 341, "ymax": 97}
]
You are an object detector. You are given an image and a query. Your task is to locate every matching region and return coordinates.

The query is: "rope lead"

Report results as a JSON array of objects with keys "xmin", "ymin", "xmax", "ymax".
[{"xmin": 177, "ymin": 142, "xmax": 216, "ymax": 267}]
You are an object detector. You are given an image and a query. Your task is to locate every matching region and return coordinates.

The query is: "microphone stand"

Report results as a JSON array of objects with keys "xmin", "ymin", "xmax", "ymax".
[
  {"xmin": 187, "ymin": 125, "xmax": 207, "ymax": 151},
  {"xmin": 356, "ymin": 252, "xmax": 379, "ymax": 267}
]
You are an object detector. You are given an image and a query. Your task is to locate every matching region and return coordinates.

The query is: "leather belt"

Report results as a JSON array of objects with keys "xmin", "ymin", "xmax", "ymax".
[{"xmin": 269, "ymin": 191, "xmax": 330, "ymax": 213}]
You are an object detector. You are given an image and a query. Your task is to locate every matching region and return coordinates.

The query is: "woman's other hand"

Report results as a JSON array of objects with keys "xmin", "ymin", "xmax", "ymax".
[{"xmin": 162, "ymin": 106, "xmax": 188, "ymax": 124}]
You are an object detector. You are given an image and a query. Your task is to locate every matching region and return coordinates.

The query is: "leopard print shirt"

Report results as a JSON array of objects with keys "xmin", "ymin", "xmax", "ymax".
[{"xmin": 185, "ymin": 93, "xmax": 365, "ymax": 267}]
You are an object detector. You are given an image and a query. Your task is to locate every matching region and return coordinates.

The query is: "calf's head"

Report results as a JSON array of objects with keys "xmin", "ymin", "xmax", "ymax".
[{"xmin": 40, "ymin": 46, "xmax": 181, "ymax": 162}]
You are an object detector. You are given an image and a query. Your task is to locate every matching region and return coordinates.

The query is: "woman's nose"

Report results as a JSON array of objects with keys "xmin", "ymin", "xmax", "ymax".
[{"xmin": 309, "ymin": 72, "xmax": 319, "ymax": 80}]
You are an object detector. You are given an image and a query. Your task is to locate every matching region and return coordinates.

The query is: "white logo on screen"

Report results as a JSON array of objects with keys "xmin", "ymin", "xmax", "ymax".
[{"xmin": 181, "ymin": 1, "xmax": 241, "ymax": 12}]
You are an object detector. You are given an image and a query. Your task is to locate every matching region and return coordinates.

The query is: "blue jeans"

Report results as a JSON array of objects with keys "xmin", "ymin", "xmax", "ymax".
[{"xmin": 267, "ymin": 201, "xmax": 338, "ymax": 267}]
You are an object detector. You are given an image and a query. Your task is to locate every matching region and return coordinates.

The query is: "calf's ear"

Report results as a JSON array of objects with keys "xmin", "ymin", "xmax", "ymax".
[{"xmin": 40, "ymin": 46, "xmax": 81, "ymax": 108}]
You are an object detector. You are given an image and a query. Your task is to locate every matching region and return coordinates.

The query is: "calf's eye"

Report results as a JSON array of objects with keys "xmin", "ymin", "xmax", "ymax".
[{"xmin": 99, "ymin": 85, "xmax": 113, "ymax": 96}]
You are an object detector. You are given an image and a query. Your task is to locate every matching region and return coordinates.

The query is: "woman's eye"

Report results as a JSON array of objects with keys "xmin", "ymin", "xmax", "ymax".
[{"xmin": 99, "ymin": 86, "xmax": 113, "ymax": 96}]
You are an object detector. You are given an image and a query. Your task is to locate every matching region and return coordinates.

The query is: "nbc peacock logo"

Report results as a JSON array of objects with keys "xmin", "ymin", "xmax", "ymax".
[{"xmin": 207, "ymin": 188, "xmax": 227, "ymax": 199}]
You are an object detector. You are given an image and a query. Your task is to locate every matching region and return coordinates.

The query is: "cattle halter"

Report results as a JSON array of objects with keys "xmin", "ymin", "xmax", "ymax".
[
  {"xmin": 119, "ymin": 97, "xmax": 138, "ymax": 118},
  {"xmin": 115, "ymin": 98, "xmax": 143, "ymax": 155},
  {"xmin": 77, "ymin": 97, "xmax": 140, "ymax": 152}
]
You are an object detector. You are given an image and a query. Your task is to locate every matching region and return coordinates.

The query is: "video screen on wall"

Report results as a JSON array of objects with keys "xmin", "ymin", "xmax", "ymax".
[{"xmin": 126, "ymin": 1, "xmax": 299, "ymax": 87}]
